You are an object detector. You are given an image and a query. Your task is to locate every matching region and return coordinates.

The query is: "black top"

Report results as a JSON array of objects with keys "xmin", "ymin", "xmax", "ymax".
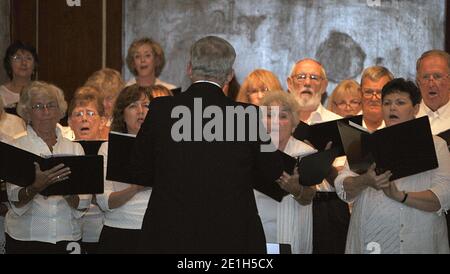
[{"xmin": 131, "ymin": 82, "xmax": 283, "ymax": 254}]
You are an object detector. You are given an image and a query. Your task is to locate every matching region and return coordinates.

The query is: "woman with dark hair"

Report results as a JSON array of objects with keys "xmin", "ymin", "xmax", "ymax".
[
  {"xmin": 96, "ymin": 84, "xmax": 152, "ymax": 253},
  {"xmin": 1, "ymin": 41, "xmax": 39, "ymax": 109},
  {"xmin": 335, "ymin": 78, "xmax": 450, "ymax": 253}
]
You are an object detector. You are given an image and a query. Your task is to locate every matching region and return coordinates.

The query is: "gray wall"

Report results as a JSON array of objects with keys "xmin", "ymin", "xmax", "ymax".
[
  {"xmin": 124, "ymin": 0, "xmax": 445, "ymax": 94},
  {"xmin": 0, "ymin": 1, "xmax": 10, "ymax": 84}
]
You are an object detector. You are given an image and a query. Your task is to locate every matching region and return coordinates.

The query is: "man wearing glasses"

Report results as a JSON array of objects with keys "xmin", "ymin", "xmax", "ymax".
[
  {"xmin": 287, "ymin": 58, "xmax": 348, "ymax": 254},
  {"xmin": 360, "ymin": 66, "xmax": 394, "ymax": 132},
  {"xmin": 287, "ymin": 58, "xmax": 341, "ymax": 124},
  {"xmin": 416, "ymin": 50, "xmax": 450, "ymax": 136}
]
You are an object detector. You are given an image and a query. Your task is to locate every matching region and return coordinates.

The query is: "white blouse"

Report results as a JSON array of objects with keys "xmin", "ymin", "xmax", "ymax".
[
  {"xmin": 417, "ymin": 100, "xmax": 450, "ymax": 135},
  {"xmin": 96, "ymin": 142, "xmax": 151, "ymax": 230},
  {"xmin": 335, "ymin": 136, "xmax": 450, "ymax": 254},
  {"xmin": 5, "ymin": 126, "xmax": 91, "ymax": 244},
  {"xmin": 255, "ymin": 137, "xmax": 317, "ymax": 253}
]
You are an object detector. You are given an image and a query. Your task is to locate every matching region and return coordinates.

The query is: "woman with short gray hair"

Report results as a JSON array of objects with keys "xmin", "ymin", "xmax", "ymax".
[{"xmin": 4, "ymin": 81, "xmax": 91, "ymax": 254}]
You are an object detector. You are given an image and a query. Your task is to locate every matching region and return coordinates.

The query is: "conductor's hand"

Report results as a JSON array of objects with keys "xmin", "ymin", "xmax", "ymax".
[
  {"xmin": 362, "ymin": 163, "xmax": 392, "ymax": 190},
  {"xmin": 31, "ymin": 162, "xmax": 71, "ymax": 193}
]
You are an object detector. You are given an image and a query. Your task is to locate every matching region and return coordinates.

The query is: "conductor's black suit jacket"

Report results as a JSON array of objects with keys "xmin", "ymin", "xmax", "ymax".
[{"xmin": 131, "ymin": 82, "xmax": 283, "ymax": 254}]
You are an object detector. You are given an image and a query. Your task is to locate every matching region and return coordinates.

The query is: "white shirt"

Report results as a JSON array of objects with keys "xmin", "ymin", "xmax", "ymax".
[
  {"xmin": 96, "ymin": 142, "xmax": 151, "ymax": 230},
  {"xmin": 81, "ymin": 204, "xmax": 104, "ymax": 243},
  {"xmin": 0, "ymin": 112, "xmax": 26, "ymax": 139},
  {"xmin": 0, "ymin": 85, "xmax": 20, "ymax": 107},
  {"xmin": 57, "ymin": 124, "xmax": 75, "ymax": 141},
  {"xmin": 255, "ymin": 137, "xmax": 317, "ymax": 254},
  {"xmin": 306, "ymin": 104, "xmax": 343, "ymax": 192},
  {"xmin": 362, "ymin": 119, "xmax": 385, "ymax": 132},
  {"xmin": 125, "ymin": 77, "xmax": 177, "ymax": 90},
  {"xmin": 335, "ymin": 136, "xmax": 450, "ymax": 254},
  {"xmin": 5, "ymin": 126, "xmax": 91, "ymax": 244},
  {"xmin": 417, "ymin": 100, "xmax": 450, "ymax": 135}
]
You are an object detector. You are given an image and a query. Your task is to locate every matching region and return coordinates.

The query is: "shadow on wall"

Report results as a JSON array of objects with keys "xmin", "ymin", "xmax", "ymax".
[{"xmin": 124, "ymin": 0, "xmax": 444, "ymax": 93}]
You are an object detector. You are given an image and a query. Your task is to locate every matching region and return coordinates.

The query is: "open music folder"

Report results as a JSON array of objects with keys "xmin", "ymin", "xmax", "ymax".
[
  {"xmin": 254, "ymin": 148, "xmax": 338, "ymax": 201},
  {"xmin": 293, "ymin": 115, "xmax": 362, "ymax": 156},
  {"xmin": 337, "ymin": 116, "xmax": 438, "ymax": 180},
  {"xmin": 297, "ymin": 147, "xmax": 339, "ymax": 186},
  {"xmin": 0, "ymin": 141, "xmax": 104, "ymax": 196}
]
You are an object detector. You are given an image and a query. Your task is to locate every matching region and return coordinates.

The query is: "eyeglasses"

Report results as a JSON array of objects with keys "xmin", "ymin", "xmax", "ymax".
[
  {"xmin": 362, "ymin": 89, "xmax": 382, "ymax": 99},
  {"xmin": 291, "ymin": 73, "xmax": 322, "ymax": 83},
  {"xmin": 419, "ymin": 73, "xmax": 449, "ymax": 83},
  {"xmin": 31, "ymin": 102, "xmax": 57, "ymax": 111},
  {"xmin": 248, "ymin": 87, "xmax": 269, "ymax": 95},
  {"xmin": 72, "ymin": 110, "xmax": 98, "ymax": 119},
  {"xmin": 11, "ymin": 55, "xmax": 34, "ymax": 63},
  {"xmin": 334, "ymin": 100, "xmax": 361, "ymax": 109}
]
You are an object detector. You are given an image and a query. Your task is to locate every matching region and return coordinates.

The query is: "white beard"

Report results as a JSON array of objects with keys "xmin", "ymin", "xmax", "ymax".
[{"xmin": 295, "ymin": 92, "xmax": 322, "ymax": 111}]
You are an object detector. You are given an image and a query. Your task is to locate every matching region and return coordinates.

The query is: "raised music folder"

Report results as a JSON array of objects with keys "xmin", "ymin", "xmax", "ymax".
[{"xmin": 337, "ymin": 116, "xmax": 438, "ymax": 180}]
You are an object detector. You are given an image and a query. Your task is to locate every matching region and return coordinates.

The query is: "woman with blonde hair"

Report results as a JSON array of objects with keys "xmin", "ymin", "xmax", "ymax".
[
  {"xmin": 236, "ymin": 69, "xmax": 283, "ymax": 105},
  {"xmin": 125, "ymin": 37, "xmax": 176, "ymax": 91},
  {"xmin": 327, "ymin": 79, "xmax": 362, "ymax": 117}
]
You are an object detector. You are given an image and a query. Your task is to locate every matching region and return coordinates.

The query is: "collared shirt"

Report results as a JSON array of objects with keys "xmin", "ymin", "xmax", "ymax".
[
  {"xmin": 192, "ymin": 80, "xmax": 222, "ymax": 89},
  {"xmin": 126, "ymin": 77, "xmax": 177, "ymax": 90},
  {"xmin": 417, "ymin": 100, "xmax": 450, "ymax": 135},
  {"xmin": 362, "ymin": 119, "xmax": 385, "ymax": 132},
  {"xmin": 96, "ymin": 142, "xmax": 151, "ymax": 230},
  {"xmin": 334, "ymin": 136, "xmax": 450, "ymax": 254},
  {"xmin": 305, "ymin": 104, "xmax": 343, "ymax": 192},
  {"xmin": 5, "ymin": 126, "xmax": 90, "ymax": 244},
  {"xmin": 254, "ymin": 137, "xmax": 317, "ymax": 254}
]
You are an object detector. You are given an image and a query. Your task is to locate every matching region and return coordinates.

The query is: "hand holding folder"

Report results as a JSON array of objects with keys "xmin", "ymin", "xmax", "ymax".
[
  {"xmin": 255, "ymin": 148, "xmax": 338, "ymax": 201},
  {"xmin": 0, "ymin": 141, "xmax": 104, "ymax": 196},
  {"xmin": 337, "ymin": 116, "xmax": 438, "ymax": 180}
]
